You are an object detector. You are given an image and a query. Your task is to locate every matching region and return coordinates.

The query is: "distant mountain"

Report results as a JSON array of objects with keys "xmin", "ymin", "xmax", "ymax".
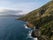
[
  {"xmin": 18, "ymin": 1, "xmax": 53, "ymax": 40},
  {"xmin": 0, "ymin": 9, "xmax": 22, "ymax": 15},
  {"xmin": 0, "ymin": 15, "xmax": 23, "ymax": 17},
  {"xmin": 0, "ymin": 9, "xmax": 23, "ymax": 17}
]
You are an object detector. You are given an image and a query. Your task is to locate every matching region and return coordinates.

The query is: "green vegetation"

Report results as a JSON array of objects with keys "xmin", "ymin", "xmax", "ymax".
[{"xmin": 18, "ymin": 1, "xmax": 53, "ymax": 40}]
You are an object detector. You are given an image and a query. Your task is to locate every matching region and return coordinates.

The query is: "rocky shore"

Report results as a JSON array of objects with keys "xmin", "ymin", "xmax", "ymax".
[{"xmin": 18, "ymin": 1, "xmax": 53, "ymax": 40}]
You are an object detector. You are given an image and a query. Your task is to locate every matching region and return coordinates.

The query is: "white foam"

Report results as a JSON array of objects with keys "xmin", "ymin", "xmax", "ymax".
[
  {"xmin": 24, "ymin": 24, "xmax": 38, "ymax": 40},
  {"xmin": 24, "ymin": 24, "xmax": 30, "ymax": 29},
  {"xmin": 28, "ymin": 31, "xmax": 33, "ymax": 38},
  {"xmin": 28, "ymin": 30, "xmax": 38, "ymax": 40},
  {"xmin": 33, "ymin": 38, "xmax": 38, "ymax": 40},
  {"xmin": 27, "ymin": 30, "xmax": 38, "ymax": 40}
]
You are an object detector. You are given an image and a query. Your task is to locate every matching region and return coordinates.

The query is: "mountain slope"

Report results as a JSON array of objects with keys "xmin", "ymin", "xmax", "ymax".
[{"xmin": 18, "ymin": 1, "xmax": 53, "ymax": 40}]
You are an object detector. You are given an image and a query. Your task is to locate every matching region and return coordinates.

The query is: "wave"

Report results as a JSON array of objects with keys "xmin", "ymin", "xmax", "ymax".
[
  {"xmin": 28, "ymin": 30, "xmax": 33, "ymax": 38},
  {"xmin": 24, "ymin": 24, "xmax": 31, "ymax": 29},
  {"xmin": 33, "ymin": 38, "xmax": 38, "ymax": 40},
  {"xmin": 24, "ymin": 24, "xmax": 37, "ymax": 40}
]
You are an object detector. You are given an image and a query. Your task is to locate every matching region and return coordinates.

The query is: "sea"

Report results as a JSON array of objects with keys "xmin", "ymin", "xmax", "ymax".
[{"xmin": 0, "ymin": 16, "xmax": 37, "ymax": 40}]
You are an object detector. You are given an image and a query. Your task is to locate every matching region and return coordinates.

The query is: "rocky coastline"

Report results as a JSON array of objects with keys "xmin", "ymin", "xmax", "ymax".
[{"xmin": 18, "ymin": 1, "xmax": 53, "ymax": 40}]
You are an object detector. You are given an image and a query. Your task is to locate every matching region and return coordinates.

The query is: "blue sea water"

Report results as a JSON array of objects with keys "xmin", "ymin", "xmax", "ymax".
[
  {"xmin": 0, "ymin": 17, "xmax": 37, "ymax": 40},
  {"xmin": 0, "ymin": 16, "xmax": 34, "ymax": 40}
]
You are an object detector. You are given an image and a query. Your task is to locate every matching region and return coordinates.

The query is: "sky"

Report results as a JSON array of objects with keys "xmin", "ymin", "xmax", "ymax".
[{"xmin": 0, "ymin": 0, "xmax": 50, "ymax": 15}]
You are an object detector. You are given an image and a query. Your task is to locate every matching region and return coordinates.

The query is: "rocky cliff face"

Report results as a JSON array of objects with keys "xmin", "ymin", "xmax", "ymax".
[{"xmin": 18, "ymin": 1, "xmax": 53, "ymax": 40}]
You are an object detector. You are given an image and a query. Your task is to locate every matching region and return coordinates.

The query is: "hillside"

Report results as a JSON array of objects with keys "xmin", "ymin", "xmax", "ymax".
[{"xmin": 18, "ymin": 1, "xmax": 53, "ymax": 40}]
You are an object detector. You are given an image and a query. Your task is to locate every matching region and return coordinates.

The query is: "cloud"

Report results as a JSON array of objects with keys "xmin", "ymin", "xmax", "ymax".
[
  {"xmin": 0, "ymin": 9, "xmax": 22, "ymax": 15},
  {"xmin": 0, "ymin": 0, "xmax": 50, "ymax": 15},
  {"xmin": 0, "ymin": 2, "xmax": 38, "ymax": 15}
]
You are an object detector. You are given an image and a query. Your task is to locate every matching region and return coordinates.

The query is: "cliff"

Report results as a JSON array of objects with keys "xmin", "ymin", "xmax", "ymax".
[{"xmin": 18, "ymin": 1, "xmax": 53, "ymax": 40}]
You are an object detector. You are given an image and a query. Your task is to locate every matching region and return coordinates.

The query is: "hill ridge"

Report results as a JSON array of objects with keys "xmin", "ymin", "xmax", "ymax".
[{"xmin": 18, "ymin": 1, "xmax": 53, "ymax": 40}]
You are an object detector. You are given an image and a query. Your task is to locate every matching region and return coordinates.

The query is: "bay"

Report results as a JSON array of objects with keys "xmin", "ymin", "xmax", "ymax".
[
  {"xmin": 0, "ymin": 16, "xmax": 30, "ymax": 40},
  {"xmin": 0, "ymin": 16, "xmax": 37, "ymax": 40}
]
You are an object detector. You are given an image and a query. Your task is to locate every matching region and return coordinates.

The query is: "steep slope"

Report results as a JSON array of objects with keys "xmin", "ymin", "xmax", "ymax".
[
  {"xmin": 18, "ymin": 1, "xmax": 53, "ymax": 40},
  {"xmin": 18, "ymin": 1, "xmax": 53, "ymax": 27}
]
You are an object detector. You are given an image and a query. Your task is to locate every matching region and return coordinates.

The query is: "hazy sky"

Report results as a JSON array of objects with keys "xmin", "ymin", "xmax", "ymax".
[{"xmin": 0, "ymin": 0, "xmax": 50, "ymax": 15}]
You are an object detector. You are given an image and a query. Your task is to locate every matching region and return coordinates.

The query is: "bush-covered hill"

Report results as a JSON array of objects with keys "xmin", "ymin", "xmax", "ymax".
[{"xmin": 18, "ymin": 1, "xmax": 53, "ymax": 40}]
